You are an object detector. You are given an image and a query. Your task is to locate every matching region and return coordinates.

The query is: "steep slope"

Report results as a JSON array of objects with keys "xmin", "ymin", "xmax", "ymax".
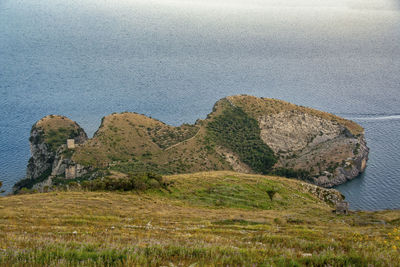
[
  {"xmin": 13, "ymin": 115, "xmax": 88, "ymax": 192},
  {"xmin": 71, "ymin": 112, "xmax": 229, "ymax": 174},
  {"xmin": 1, "ymin": 172, "xmax": 399, "ymax": 266},
  {"xmin": 14, "ymin": 95, "xmax": 368, "ymax": 191},
  {"xmin": 226, "ymin": 95, "xmax": 368, "ymax": 187}
]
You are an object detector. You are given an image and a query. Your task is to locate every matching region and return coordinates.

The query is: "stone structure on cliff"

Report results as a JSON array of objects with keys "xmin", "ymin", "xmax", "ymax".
[
  {"xmin": 64, "ymin": 164, "xmax": 85, "ymax": 179},
  {"xmin": 67, "ymin": 139, "xmax": 76, "ymax": 149}
]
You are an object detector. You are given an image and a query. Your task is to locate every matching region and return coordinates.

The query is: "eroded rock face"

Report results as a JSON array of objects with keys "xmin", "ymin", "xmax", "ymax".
[
  {"xmin": 258, "ymin": 110, "xmax": 368, "ymax": 187},
  {"xmin": 26, "ymin": 127, "xmax": 54, "ymax": 180},
  {"xmin": 215, "ymin": 146, "xmax": 252, "ymax": 174},
  {"xmin": 259, "ymin": 110, "xmax": 342, "ymax": 154},
  {"xmin": 28, "ymin": 116, "xmax": 87, "ymax": 177},
  {"xmin": 320, "ymin": 136, "xmax": 369, "ymax": 187},
  {"xmin": 14, "ymin": 116, "xmax": 88, "ymax": 192}
]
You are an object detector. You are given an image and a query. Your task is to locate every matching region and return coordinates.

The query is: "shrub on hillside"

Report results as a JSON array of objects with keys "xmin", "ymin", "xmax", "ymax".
[
  {"xmin": 17, "ymin": 188, "xmax": 38, "ymax": 195},
  {"xmin": 266, "ymin": 188, "xmax": 277, "ymax": 201},
  {"xmin": 81, "ymin": 172, "xmax": 166, "ymax": 191}
]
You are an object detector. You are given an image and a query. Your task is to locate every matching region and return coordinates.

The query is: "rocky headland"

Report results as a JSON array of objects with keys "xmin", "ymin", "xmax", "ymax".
[{"xmin": 13, "ymin": 95, "xmax": 369, "ymax": 194}]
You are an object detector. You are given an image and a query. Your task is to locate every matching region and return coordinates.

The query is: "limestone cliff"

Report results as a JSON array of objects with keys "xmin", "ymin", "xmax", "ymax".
[
  {"xmin": 256, "ymin": 110, "xmax": 368, "ymax": 187},
  {"xmin": 225, "ymin": 95, "xmax": 369, "ymax": 187}
]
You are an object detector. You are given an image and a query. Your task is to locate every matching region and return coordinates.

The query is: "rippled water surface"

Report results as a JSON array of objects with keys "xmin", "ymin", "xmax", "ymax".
[{"xmin": 1, "ymin": 0, "xmax": 399, "ymax": 210}]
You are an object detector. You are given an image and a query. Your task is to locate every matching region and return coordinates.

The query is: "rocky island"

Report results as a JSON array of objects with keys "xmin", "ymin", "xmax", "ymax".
[{"xmin": 13, "ymin": 95, "xmax": 368, "ymax": 193}]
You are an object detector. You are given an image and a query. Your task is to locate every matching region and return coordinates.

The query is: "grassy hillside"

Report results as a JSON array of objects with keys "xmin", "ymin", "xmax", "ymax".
[
  {"xmin": 72, "ymin": 112, "xmax": 231, "ymax": 174},
  {"xmin": 1, "ymin": 172, "xmax": 399, "ymax": 266},
  {"xmin": 70, "ymin": 97, "xmax": 279, "ymax": 177}
]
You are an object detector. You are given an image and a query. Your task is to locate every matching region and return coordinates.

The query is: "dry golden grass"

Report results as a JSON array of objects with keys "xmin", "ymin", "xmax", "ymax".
[
  {"xmin": 72, "ymin": 113, "xmax": 162, "ymax": 166},
  {"xmin": 35, "ymin": 115, "xmax": 81, "ymax": 132},
  {"xmin": 72, "ymin": 112, "xmax": 229, "ymax": 173},
  {"xmin": 1, "ymin": 172, "xmax": 399, "ymax": 266}
]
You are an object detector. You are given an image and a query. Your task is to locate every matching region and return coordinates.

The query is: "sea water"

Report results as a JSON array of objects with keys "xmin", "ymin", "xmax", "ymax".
[{"xmin": 1, "ymin": 0, "xmax": 399, "ymax": 210}]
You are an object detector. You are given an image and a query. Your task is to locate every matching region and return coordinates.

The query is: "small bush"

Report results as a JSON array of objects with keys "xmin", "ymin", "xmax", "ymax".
[
  {"xmin": 18, "ymin": 188, "xmax": 34, "ymax": 195},
  {"xmin": 266, "ymin": 189, "xmax": 277, "ymax": 201}
]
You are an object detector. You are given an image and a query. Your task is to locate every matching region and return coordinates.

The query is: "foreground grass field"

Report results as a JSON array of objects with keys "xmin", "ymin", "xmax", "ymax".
[{"xmin": 1, "ymin": 172, "xmax": 399, "ymax": 266}]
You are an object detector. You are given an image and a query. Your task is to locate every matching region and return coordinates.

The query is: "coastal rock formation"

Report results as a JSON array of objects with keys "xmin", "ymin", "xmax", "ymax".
[
  {"xmin": 257, "ymin": 110, "xmax": 369, "ymax": 187},
  {"xmin": 14, "ymin": 95, "xmax": 369, "ymax": 192},
  {"xmin": 13, "ymin": 115, "xmax": 88, "ymax": 192},
  {"xmin": 224, "ymin": 95, "xmax": 369, "ymax": 187}
]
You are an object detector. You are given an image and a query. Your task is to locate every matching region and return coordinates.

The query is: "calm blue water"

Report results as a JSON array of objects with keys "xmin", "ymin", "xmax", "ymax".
[{"xmin": 1, "ymin": 0, "xmax": 399, "ymax": 210}]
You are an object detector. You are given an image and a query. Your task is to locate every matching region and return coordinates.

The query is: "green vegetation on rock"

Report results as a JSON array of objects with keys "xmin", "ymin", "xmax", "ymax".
[
  {"xmin": 147, "ymin": 123, "xmax": 199, "ymax": 149},
  {"xmin": 13, "ymin": 167, "xmax": 52, "ymax": 193},
  {"xmin": 30, "ymin": 115, "xmax": 86, "ymax": 152},
  {"xmin": 44, "ymin": 127, "xmax": 80, "ymax": 152},
  {"xmin": 207, "ymin": 104, "xmax": 277, "ymax": 174}
]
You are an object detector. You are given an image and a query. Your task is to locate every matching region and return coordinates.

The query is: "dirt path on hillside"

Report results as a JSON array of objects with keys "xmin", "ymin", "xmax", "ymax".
[{"xmin": 164, "ymin": 129, "xmax": 201, "ymax": 151}]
